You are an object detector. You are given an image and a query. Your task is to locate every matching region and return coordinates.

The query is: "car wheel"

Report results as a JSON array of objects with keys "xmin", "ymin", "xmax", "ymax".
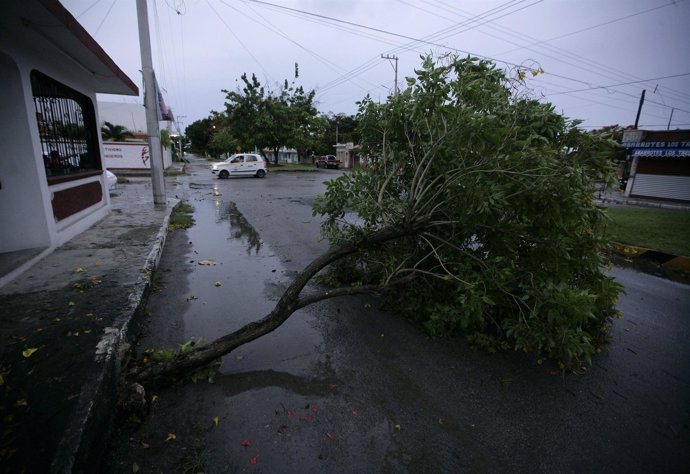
[
  {"xmin": 219, "ymin": 170, "xmax": 229, "ymax": 179},
  {"xmin": 256, "ymin": 169, "xmax": 266, "ymax": 178}
]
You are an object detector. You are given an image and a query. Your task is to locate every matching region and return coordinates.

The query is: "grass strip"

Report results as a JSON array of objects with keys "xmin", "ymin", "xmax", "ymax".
[{"xmin": 605, "ymin": 206, "xmax": 690, "ymax": 256}]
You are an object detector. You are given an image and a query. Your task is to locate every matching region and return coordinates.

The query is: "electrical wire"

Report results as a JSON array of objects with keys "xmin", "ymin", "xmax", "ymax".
[
  {"xmin": 93, "ymin": 0, "xmax": 117, "ymax": 36},
  {"xmin": 544, "ymin": 73, "xmax": 690, "ymax": 97},
  {"xmin": 76, "ymin": 0, "xmax": 107, "ymax": 19},
  {"xmin": 428, "ymin": 0, "xmax": 690, "ymax": 106},
  {"xmin": 206, "ymin": 0, "xmax": 274, "ymax": 83}
]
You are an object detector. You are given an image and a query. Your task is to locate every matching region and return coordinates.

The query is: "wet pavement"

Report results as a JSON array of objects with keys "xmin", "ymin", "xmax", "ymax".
[
  {"xmin": 0, "ymin": 178, "xmax": 177, "ymax": 473},
  {"xmin": 103, "ymin": 156, "xmax": 690, "ymax": 473}
]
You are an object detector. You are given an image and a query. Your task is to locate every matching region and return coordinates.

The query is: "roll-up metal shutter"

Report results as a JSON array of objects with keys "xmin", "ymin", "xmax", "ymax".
[{"xmin": 631, "ymin": 174, "xmax": 690, "ymax": 201}]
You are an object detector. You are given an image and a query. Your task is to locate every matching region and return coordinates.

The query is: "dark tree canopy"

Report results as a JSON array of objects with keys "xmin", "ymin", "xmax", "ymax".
[
  {"xmin": 311, "ymin": 112, "xmax": 360, "ymax": 156},
  {"xmin": 313, "ymin": 54, "xmax": 622, "ymax": 367},
  {"xmin": 101, "ymin": 121, "xmax": 132, "ymax": 141},
  {"xmin": 185, "ymin": 117, "xmax": 216, "ymax": 154},
  {"xmin": 214, "ymin": 74, "xmax": 319, "ymax": 163}
]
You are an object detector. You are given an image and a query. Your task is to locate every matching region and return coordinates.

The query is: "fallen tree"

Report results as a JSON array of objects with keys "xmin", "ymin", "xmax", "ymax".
[{"xmin": 126, "ymin": 54, "xmax": 622, "ymax": 392}]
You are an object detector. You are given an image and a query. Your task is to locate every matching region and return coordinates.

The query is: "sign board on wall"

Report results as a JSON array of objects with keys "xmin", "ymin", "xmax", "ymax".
[{"xmin": 102, "ymin": 142, "xmax": 171, "ymax": 170}]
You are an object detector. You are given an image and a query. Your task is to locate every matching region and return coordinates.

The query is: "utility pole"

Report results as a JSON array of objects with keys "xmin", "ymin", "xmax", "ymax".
[
  {"xmin": 634, "ymin": 89, "xmax": 646, "ymax": 129},
  {"xmin": 136, "ymin": 0, "xmax": 166, "ymax": 205},
  {"xmin": 177, "ymin": 114, "xmax": 186, "ymax": 158},
  {"xmin": 381, "ymin": 54, "xmax": 399, "ymax": 95},
  {"xmin": 667, "ymin": 108, "xmax": 674, "ymax": 130}
]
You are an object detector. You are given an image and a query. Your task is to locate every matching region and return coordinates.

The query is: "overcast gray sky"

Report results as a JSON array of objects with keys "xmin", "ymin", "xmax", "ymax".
[{"xmin": 61, "ymin": 0, "xmax": 690, "ymax": 133}]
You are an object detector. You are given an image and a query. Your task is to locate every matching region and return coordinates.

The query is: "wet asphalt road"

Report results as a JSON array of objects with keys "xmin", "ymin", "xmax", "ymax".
[{"xmin": 103, "ymin": 156, "xmax": 690, "ymax": 473}]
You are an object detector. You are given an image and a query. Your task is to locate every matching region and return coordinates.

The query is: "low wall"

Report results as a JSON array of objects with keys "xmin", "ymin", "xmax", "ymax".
[{"xmin": 102, "ymin": 141, "xmax": 172, "ymax": 170}]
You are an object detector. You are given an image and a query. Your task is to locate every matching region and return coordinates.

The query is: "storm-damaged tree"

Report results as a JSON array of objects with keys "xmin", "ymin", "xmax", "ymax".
[{"xmin": 125, "ymin": 55, "xmax": 622, "ymax": 392}]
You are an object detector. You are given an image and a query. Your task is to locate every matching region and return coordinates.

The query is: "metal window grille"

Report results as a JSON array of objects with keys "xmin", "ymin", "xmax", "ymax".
[{"xmin": 30, "ymin": 70, "xmax": 101, "ymax": 180}]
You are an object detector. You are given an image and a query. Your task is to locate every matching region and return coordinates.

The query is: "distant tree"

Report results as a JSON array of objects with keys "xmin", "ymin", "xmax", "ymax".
[
  {"xmin": 101, "ymin": 121, "xmax": 132, "ymax": 141},
  {"xmin": 160, "ymin": 129, "xmax": 171, "ymax": 148},
  {"xmin": 208, "ymin": 127, "xmax": 240, "ymax": 157},
  {"xmin": 313, "ymin": 113, "xmax": 359, "ymax": 155},
  {"xmin": 185, "ymin": 118, "xmax": 216, "ymax": 155},
  {"xmin": 221, "ymin": 74, "xmax": 318, "ymax": 164}
]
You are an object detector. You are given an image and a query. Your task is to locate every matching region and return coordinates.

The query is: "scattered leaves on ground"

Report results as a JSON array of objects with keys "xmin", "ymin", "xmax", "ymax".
[
  {"xmin": 326, "ymin": 432, "xmax": 336, "ymax": 441},
  {"xmin": 241, "ymin": 439, "xmax": 251, "ymax": 448},
  {"xmin": 198, "ymin": 259, "xmax": 217, "ymax": 266},
  {"xmin": 213, "ymin": 416, "xmax": 219, "ymax": 427},
  {"xmin": 214, "ymin": 281, "xmax": 222, "ymax": 287},
  {"xmin": 249, "ymin": 456, "xmax": 258, "ymax": 465},
  {"xmin": 165, "ymin": 433, "xmax": 176, "ymax": 442},
  {"xmin": 22, "ymin": 348, "xmax": 38, "ymax": 358}
]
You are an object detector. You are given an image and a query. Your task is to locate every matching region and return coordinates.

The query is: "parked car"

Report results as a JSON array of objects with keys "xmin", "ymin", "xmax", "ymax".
[
  {"xmin": 105, "ymin": 169, "xmax": 117, "ymax": 190},
  {"xmin": 211, "ymin": 153, "xmax": 268, "ymax": 179},
  {"xmin": 315, "ymin": 155, "xmax": 341, "ymax": 169}
]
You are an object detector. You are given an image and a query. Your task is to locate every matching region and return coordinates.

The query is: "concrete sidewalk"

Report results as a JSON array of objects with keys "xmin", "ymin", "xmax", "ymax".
[
  {"xmin": 0, "ymin": 178, "xmax": 178, "ymax": 473},
  {"xmin": 595, "ymin": 187, "xmax": 690, "ymax": 211}
]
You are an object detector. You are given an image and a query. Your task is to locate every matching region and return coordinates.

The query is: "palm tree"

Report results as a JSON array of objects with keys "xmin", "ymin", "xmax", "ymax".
[{"xmin": 101, "ymin": 121, "xmax": 133, "ymax": 141}]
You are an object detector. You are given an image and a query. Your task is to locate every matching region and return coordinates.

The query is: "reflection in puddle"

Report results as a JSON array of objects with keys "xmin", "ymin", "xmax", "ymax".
[
  {"xmin": 179, "ymin": 192, "xmax": 323, "ymax": 377},
  {"xmin": 220, "ymin": 202, "xmax": 262, "ymax": 255},
  {"xmin": 215, "ymin": 369, "xmax": 332, "ymax": 397},
  {"xmin": 612, "ymin": 255, "xmax": 690, "ymax": 285}
]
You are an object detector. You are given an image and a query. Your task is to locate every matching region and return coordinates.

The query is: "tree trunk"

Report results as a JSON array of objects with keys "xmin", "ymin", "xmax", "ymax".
[{"xmin": 126, "ymin": 223, "xmax": 424, "ymax": 390}]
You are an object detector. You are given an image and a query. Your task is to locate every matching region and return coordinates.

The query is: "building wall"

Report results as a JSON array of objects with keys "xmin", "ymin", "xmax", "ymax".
[
  {"xmin": 0, "ymin": 52, "xmax": 51, "ymax": 252},
  {"xmin": 103, "ymin": 141, "xmax": 172, "ymax": 170},
  {"xmin": 0, "ymin": 24, "xmax": 111, "ymax": 252},
  {"xmin": 623, "ymin": 129, "xmax": 690, "ymax": 202}
]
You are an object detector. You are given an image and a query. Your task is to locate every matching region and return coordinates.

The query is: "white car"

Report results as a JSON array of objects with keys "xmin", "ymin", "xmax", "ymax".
[
  {"xmin": 105, "ymin": 169, "xmax": 117, "ymax": 190},
  {"xmin": 211, "ymin": 153, "xmax": 268, "ymax": 179}
]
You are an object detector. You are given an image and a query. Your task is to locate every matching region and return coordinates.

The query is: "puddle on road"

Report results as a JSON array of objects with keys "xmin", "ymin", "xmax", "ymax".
[{"xmin": 179, "ymin": 187, "xmax": 323, "ymax": 376}]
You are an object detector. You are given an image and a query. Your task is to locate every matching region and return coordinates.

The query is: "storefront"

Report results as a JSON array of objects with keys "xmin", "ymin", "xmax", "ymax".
[{"xmin": 621, "ymin": 129, "xmax": 690, "ymax": 202}]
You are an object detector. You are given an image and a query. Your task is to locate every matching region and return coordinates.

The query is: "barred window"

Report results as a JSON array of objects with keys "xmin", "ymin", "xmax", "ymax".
[{"xmin": 30, "ymin": 70, "xmax": 102, "ymax": 183}]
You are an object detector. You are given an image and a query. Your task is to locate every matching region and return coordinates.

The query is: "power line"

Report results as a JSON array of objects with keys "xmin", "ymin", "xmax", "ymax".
[
  {"xmin": 413, "ymin": 0, "xmax": 690, "ymax": 107},
  {"xmin": 76, "ymin": 0, "xmax": 107, "ymax": 19},
  {"xmin": 229, "ymin": 0, "xmax": 382, "ymax": 93},
  {"xmin": 317, "ymin": 0, "xmax": 547, "ymax": 96},
  {"xmin": 207, "ymin": 0, "xmax": 274, "ymax": 83},
  {"xmin": 498, "ymin": 0, "xmax": 687, "ymax": 56},
  {"xmin": 93, "ymin": 0, "xmax": 117, "ymax": 36},
  {"xmin": 545, "ymin": 73, "xmax": 690, "ymax": 97}
]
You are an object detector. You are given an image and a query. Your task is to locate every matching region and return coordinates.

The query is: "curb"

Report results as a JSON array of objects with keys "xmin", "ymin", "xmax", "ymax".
[
  {"xmin": 50, "ymin": 198, "xmax": 178, "ymax": 473},
  {"xmin": 611, "ymin": 242, "xmax": 690, "ymax": 273},
  {"xmin": 596, "ymin": 197, "xmax": 690, "ymax": 212}
]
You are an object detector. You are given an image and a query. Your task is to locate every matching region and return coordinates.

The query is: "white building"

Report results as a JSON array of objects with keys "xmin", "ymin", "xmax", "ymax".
[{"xmin": 0, "ymin": 0, "xmax": 138, "ymax": 286}]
